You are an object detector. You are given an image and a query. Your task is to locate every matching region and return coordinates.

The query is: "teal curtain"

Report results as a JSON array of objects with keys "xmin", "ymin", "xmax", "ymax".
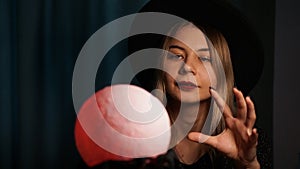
[{"xmin": 0, "ymin": 0, "xmax": 148, "ymax": 169}]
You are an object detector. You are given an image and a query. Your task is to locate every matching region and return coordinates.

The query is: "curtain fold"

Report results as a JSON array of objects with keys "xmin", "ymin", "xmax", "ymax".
[
  {"xmin": 0, "ymin": 0, "xmax": 149, "ymax": 169},
  {"xmin": 1, "ymin": 0, "xmax": 19, "ymax": 169}
]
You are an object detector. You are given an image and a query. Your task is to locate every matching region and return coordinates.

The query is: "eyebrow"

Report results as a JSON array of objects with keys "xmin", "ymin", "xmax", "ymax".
[
  {"xmin": 168, "ymin": 45, "xmax": 209, "ymax": 52},
  {"xmin": 168, "ymin": 45, "xmax": 185, "ymax": 51}
]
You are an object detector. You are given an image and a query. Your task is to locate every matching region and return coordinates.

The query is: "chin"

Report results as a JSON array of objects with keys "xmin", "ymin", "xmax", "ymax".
[
  {"xmin": 180, "ymin": 98, "xmax": 210, "ymax": 104},
  {"xmin": 180, "ymin": 91, "xmax": 210, "ymax": 101},
  {"xmin": 167, "ymin": 90, "xmax": 211, "ymax": 103},
  {"xmin": 179, "ymin": 96, "xmax": 209, "ymax": 104}
]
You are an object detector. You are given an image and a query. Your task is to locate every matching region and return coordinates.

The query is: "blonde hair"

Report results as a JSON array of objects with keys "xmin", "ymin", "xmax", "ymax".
[{"xmin": 201, "ymin": 24, "xmax": 236, "ymax": 136}]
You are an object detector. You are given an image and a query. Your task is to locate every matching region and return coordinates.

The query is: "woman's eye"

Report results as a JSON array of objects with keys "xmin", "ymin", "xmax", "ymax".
[
  {"xmin": 199, "ymin": 56, "xmax": 212, "ymax": 62},
  {"xmin": 168, "ymin": 53, "xmax": 184, "ymax": 60},
  {"xmin": 176, "ymin": 54, "xmax": 184, "ymax": 59}
]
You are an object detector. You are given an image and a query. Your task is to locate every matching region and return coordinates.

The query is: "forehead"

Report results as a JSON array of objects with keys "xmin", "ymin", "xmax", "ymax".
[{"xmin": 171, "ymin": 24, "xmax": 208, "ymax": 50}]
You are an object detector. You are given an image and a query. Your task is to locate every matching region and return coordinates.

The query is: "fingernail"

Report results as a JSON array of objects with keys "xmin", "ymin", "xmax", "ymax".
[
  {"xmin": 209, "ymin": 86, "xmax": 215, "ymax": 90},
  {"xmin": 209, "ymin": 87, "xmax": 215, "ymax": 94},
  {"xmin": 247, "ymin": 128, "xmax": 252, "ymax": 136}
]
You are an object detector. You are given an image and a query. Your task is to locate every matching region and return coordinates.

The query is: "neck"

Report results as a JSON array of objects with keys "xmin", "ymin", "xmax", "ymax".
[
  {"xmin": 166, "ymin": 98, "xmax": 211, "ymax": 164},
  {"xmin": 174, "ymin": 137, "xmax": 210, "ymax": 164},
  {"xmin": 167, "ymin": 98, "xmax": 211, "ymax": 132}
]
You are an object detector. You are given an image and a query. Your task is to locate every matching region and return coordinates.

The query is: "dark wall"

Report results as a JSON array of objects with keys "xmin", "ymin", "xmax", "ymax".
[
  {"xmin": 232, "ymin": 0, "xmax": 275, "ymax": 142},
  {"xmin": 274, "ymin": 0, "xmax": 300, "ymax": 168}
]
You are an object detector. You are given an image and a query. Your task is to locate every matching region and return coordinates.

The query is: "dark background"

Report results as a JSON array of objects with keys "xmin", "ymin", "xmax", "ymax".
[{"xmin": 0, "ymin": 0, "xmax": 299, "ymax": 169}]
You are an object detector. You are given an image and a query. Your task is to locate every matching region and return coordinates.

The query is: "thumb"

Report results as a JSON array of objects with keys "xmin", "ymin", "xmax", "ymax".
[{"xmin": 188, "ymin": 132, "xmax": 216, "ymax": 147}]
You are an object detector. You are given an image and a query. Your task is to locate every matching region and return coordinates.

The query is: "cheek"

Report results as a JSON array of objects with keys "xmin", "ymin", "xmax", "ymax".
[
  {"xmin": 209, "ymin": 70, "xmax": 217, "ymax": 87},
  {"xmin": 200, "ymin": 65, "xmax": 217, "ymax": 87},
  {"xmin": 164, "ymin": 73, "xmax": 175, "ymax": 89},
  {"xmin": 163, "ymin": 62, "xmax": 180, "ymax": 78},
  {"xmin": 163, "ymin": 73, "xmax": 181, "ymax": 98}
]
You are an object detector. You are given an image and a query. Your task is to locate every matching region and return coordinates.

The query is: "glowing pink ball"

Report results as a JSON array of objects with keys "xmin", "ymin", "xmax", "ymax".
[{"xmin": 75, "ymin": 84, "xmax": 171, "ymax": 167}]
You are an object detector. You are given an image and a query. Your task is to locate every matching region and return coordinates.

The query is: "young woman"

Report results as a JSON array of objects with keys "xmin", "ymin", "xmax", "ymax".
[
  {"xmin": 151, "ymin": 22, "xmax": 260, "ymax": 168},
  {"xmin": 75, "ymin": 0, "xmax": 272, "ymax": 168}
]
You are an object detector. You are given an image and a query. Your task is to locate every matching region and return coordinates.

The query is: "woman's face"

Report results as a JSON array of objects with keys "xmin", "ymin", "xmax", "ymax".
[{"xmin": 163, "ymin": 24, "xmax": 216, "ymax": 103}]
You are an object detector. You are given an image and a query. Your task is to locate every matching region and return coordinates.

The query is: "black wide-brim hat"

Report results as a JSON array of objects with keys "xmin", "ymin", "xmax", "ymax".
[{"xmin": 128, "ymin": 0, "xmax": 264, "ymax": 95}]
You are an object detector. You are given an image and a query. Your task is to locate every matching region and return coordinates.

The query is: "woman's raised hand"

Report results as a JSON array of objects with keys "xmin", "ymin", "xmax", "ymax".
[{"xmin": 188, "ymin": 88, "xmax": 260, "ymax": 169}]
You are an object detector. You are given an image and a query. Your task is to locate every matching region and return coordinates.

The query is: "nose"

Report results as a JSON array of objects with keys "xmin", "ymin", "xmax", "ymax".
[{"xmin": 179, "ymin": 56, "xmax": 196, "ymax": 75}]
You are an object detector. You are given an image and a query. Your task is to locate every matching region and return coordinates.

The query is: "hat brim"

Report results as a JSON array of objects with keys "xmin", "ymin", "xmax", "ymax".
[{"xmin": 128, "ymin": 0, "xmax": 264, "ymax": 95}]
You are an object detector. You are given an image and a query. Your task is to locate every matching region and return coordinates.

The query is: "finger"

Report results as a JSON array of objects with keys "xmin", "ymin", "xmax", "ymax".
[
  {"xmin": 210, "ymin": 88, "xmax": 233, "ymax": 119},
  {"xmin": 235, "ymin": 122, "xmax": 258, "ymax": 145},
  {"xmin": 234, "ymin": 119, "xmax": 251, "ymax": 141},
  {"xmin": 224, "ymin": 116, "xmax": 235, "ymax": 129},
  {"xmin": 249, "ymin": 128, "xmax": 259, "ymax": 145},
  {"xmin": 188, "ymin": 132, "xmax": 217, "ymax": 147},
  {"xmin": 233, "ymin": 88, "xmax": 247, "ymax": 122},
  {"xmin": 245, "ymin": 96, "xmax": 256, "ymax": 129}
]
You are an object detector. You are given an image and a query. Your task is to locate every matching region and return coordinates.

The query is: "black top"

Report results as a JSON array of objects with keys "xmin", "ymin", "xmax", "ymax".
[{"xmin": 78, "ymin": 127, "xmax": 272, "ymax": 169}]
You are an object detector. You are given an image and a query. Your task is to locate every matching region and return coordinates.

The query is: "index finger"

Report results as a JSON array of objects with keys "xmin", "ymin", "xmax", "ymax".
[{"xmin": 210, "ymin": 88, "xmax": 233, "ymax": 119}]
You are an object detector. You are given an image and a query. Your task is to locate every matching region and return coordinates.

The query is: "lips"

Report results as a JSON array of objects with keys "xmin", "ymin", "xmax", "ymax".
[{"xmin": 176, "ymin": 81, "xmax": 199, "ymax": 90}]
